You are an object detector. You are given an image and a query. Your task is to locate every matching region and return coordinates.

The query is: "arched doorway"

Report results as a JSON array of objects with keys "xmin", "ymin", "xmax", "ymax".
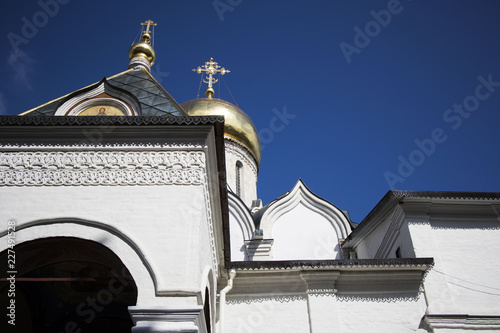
[{"xmin": 0, "ymin": 237, "xmax": 137, "ymax": 332}]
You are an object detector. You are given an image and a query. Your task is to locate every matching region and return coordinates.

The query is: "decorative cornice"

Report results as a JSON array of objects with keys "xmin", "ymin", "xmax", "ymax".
[
  {"xmin": 336, "ymin": 294, "xmax": 421, "ymax": 302},
  {"xmin": 300, "ymin": 271, "xmax": 339, "ymax": 295},
  {"xmin": 226, "ymin": 294, "xmax": 306, "ymax": 304},
  {"xmin": 392, "ymin": 190, "xmax": 500, "ymax": 200},
  {"xmin": 0, "ymin": 115, "xmax": 224, "ymax": 126},
  {"xmin": 0, "ymin": 142, "xmax": 206, "ymax": 150},
  {"xmin": 229, "ymin": 260, "xmax": 431, "ymax": 302},
  {"xmin": 0, "ymin": 169, "xmax": 204, "ymax": 187},
  {"xmin": 0, "ymin": 151, "xmax": 205, "ymax": 186},
  {"xmin": 0, "ymin": 151, "xmax": 204, "ymax": 169},
  {"xmin": 230, "ymin": 258, "xmax": 434, "ymax": 271}
]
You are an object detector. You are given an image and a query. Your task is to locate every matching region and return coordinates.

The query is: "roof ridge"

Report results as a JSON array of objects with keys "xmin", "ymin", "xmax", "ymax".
[{"xmin": 19, "ymin": 69, "xmax": 135, "ymax": 116}]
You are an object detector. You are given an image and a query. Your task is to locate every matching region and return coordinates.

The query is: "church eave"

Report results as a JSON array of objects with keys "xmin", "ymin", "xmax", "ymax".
[
  {"xmin": 342, "ymin": 190, "xmax": 500, "ymax": 249},
  {"xmin": 230, "ymin": 257, "xmax": 434, "ymax": 271},
  {"xmin": 0, "ymin": 115, "xmax": 224, "ymax": 127},
  {"xmin": 228, "ymin": 258, "xmax": 433, "ymax": 300}
]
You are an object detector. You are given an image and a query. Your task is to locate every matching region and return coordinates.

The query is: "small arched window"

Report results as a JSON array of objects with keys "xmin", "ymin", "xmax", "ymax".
[{"xmin": 236, "ymin": 161, "xmax": 243, "ymax": 197}]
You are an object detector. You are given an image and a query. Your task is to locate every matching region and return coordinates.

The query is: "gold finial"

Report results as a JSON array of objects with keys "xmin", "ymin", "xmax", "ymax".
[
  {"xmin": 128, "ymin": 20, "xmax": 157, "ymax": 71},
  {"xmin": 192, "ymin": 58, "xmax": 230, "ymax": 98},
  {"xmin": 140, "ymin": 19, "xmax": 157, "ymax": 43}
]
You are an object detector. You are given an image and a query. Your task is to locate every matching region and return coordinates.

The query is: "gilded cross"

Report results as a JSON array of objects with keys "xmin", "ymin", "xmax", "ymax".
[
  {"xmin": 140, "ymin": 20, "xmax": 157, "ymax": 43},
  {"xmin": 192, "ymin": 58, "xmax": 230, "ymax": 98},
  {"xmin": 141, "ymin": 20, "xmax": 157, "ymax": 34}
]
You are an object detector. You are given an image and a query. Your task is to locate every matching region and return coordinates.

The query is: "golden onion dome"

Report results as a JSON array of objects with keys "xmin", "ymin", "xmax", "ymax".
[
  {"xmin": 181, "ymin": 98, "xmax": 261, "ymax": 165},
  {"xmin": 128, "ymin": 41, "xmax": 156, "ymax": 65}
]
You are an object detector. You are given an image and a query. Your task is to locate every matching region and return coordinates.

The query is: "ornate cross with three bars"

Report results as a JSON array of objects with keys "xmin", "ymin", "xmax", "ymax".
[
  {"xmin": 141, "ymin": 19, "xmax": 157, "ymax": 34},
  {"xmin": 140, "ymin": 20, "xmax": 157, "ymax": 43},
  {"xmin": 192, "ymin": 58, "xmax": 230, "ymax": 98}
]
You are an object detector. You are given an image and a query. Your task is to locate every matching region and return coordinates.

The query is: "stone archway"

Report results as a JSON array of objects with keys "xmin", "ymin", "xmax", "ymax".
[{"xmin": 0, "ymin": 237, "xmax": 137, "ymax": 333}]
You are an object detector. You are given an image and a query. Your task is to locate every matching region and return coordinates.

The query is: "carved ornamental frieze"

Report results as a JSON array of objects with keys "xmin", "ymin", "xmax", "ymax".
[{"xmin": 0, "ymin": 150, "xmax": 206, "ymax": 186}]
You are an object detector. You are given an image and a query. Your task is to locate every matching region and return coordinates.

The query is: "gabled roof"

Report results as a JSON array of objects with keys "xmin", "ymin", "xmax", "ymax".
[
  {"xmin": 343, "ymin": 190, "xmax": 500, "ymax": 248},
  {"xmin": 20, "ymin": 68, "xmax": 187, "ymax": 117}
]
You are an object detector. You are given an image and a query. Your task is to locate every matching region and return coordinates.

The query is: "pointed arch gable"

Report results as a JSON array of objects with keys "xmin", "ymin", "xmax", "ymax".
[
  {"xmin": 260, "ymin": 179, "xmax": 352, "ymax": 240},
  {"xmin": 54, "ymin": 78, "xmax": 142, "ymax": 116}
]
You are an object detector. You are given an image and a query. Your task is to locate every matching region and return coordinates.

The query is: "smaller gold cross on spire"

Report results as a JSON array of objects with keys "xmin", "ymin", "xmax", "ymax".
[
  {"xmin": 140, "ymin": 20, "xmax": 157, "ymax": 44},
  {"xmin": 192, "ymin": 58, "xmax": 230, "ymax": 98}
]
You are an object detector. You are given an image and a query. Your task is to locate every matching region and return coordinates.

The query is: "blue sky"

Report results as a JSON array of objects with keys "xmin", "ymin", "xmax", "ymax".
[{"xmin": 1, "ymin": 1, "xmax": 499, "ymax": 222}]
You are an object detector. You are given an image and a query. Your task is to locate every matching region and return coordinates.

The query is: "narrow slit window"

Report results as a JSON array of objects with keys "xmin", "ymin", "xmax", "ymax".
[
  {"xmin": 396, "ymin": 247, "xmax": 402, "ymax": 258},
  {"xmin": 236, "ymin": 161, "xmax": 243, "ymax": 197}
]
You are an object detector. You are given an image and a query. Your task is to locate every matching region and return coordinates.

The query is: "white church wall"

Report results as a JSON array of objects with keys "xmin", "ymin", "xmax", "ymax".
[
  {"xmin": 223, "ymin": 282, "xmax": 428, "ymax": 333},
  {"xmin": 272, "ymin": 202, "xmax": 340, "ymax": 260},
  {"xmin": 223, "ymin": 294, "xmax": 427, "ymax": 333},
  {"xmin": 334, "ymin": 295, "xmax": 427, "ymax": 332},
  {"xmin": 224, "ymin": 296, "xmax": 310, "ymax": 332},
  {"xmin": 0, "ymin": 183, "xmax": 214, "ymax": 304},
  {"xmin": 409, "ymin": 216, "xmax": 500, "ymax": 317}
]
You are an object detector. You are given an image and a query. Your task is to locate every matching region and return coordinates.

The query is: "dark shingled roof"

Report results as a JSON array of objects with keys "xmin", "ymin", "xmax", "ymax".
[{"xmin": 21, "ymin": 68, "xmax": 187, "ymax": 117}]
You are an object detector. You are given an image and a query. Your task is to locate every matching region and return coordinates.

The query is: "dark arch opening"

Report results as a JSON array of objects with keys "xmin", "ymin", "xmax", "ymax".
[
  {"xmin": 0, "ymin": 237, "xmax": 137, "ymax": 333},
  {"xmin": 204, "ymin": 288, "xmax": 211, "ymax": 333}
]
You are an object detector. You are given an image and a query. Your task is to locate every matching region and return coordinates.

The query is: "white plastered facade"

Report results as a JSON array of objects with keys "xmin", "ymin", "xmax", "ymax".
[{"xmin": 0, "ymin": 123, "xmax": 225, "ymax": 332}]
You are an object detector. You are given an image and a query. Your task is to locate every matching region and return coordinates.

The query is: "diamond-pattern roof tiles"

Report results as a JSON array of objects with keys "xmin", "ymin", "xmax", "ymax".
[{"xmin": 20, "ymin": 68, "xmax": 187, "ymax": 117}]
